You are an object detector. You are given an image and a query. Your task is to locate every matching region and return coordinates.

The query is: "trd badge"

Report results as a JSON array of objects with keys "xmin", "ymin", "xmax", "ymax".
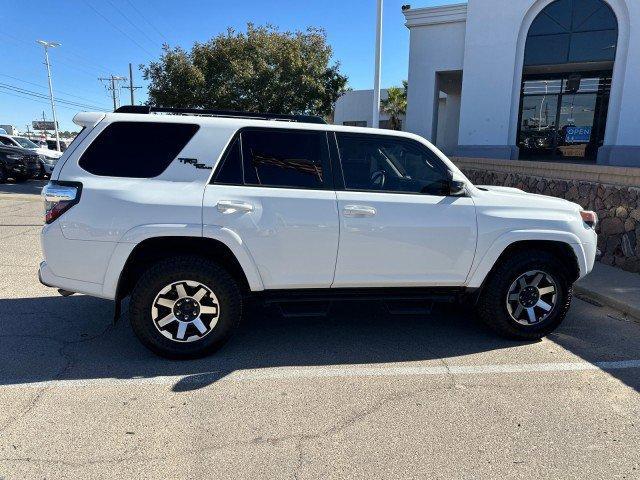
[{"xmin": 178, "ymin": 158, "xmax": 212, "ymax": 170}]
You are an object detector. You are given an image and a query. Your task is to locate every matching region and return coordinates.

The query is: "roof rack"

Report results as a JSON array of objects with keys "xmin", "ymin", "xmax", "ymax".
[{"xmin": 113, "ymin": 105, "xmax": 327, "ymax": 125}]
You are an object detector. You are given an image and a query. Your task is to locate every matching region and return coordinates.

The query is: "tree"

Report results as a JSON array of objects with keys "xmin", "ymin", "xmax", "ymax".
[
  {"xmin": 380, "ymin": 81, "xmax": 408, "ymax": 130},
  {"xmin": 142, "ymin": 24, "xmax": 348, "ymax": 118}
]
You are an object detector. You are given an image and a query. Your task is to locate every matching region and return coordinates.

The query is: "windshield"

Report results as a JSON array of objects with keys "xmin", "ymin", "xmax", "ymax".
[{"xmin": 13, "ymin": 137, "xmax": 39, "ymax": 149}]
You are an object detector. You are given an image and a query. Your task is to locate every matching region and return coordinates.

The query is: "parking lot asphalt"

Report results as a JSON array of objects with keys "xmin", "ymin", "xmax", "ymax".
[{"xmin": 0, "ymin": 181, "xmax": 639, "ymax": 479}]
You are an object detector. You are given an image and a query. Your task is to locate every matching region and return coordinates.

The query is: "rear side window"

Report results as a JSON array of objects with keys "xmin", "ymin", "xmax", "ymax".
[
  {"xmin": 241, "ymin": 129, "xmax": 330, "ymax": 189},
  {"xmin": 214, "ymin": 137, "xmax": 243, "ymax": 185},
  {"xmin": 79, "ymin": 121, "xmax": 199, "ymax": 178}
]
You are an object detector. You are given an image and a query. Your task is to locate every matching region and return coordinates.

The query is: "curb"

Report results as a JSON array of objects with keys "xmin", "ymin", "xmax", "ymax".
[{"xmin": 574, "ymin": 284, "xmax": 640, "ymax": 321}]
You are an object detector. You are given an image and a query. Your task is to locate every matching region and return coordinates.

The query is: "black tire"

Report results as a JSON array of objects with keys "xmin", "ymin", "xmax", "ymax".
[
  {"xmin": 13, "ymin": 173, "xmax": 29, "ymax": 183},
  {"xmin": 475, "ymin": 249, "xmax": 572, "ymax": 340},
  {"xmin": 0, "ymin": 164, "xmax": 7, "ymax": 183},
  {"xmin": 129, "ymin": 256, "xmax": 242, "ymax": 359}
]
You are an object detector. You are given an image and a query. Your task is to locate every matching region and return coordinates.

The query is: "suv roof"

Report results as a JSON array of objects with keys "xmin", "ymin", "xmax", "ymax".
[
  {"xmin": 114, "ymin": 105, "xmax": 327, "ymax": 125},
  {"xmin": 73, "ymin": 109, "xmax": 425, "ymax": 145}
]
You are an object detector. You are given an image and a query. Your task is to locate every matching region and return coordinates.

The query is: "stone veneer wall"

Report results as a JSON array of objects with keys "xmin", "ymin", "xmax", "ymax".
[{"xmin": 453, "ymin": 158, "xmax": 640, "ymax": 274}]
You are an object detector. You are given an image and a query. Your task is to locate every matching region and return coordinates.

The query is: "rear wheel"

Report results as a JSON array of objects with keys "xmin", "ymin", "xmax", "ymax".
[
  {"xmin": 476, "ymin": 250, "xmax": 572, "ymax": 340},
  {"xmin": 129, "ymin": 256, "xmax": 242, "ymax": 359}
]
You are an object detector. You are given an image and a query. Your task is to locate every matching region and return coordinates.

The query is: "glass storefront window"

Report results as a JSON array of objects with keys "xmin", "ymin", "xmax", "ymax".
[
  {"xmin": 518, "ymin": 74, "xmax": 611, "ymax": 161},
  {"xmin": 519, "ymin": 95, "xmax": 560, "ymax": 158}
]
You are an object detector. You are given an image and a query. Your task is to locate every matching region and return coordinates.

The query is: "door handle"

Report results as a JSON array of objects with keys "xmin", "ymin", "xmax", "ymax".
[
  {"xmin": 343, "ymin": 205, "xmax": 377, "ymax": 217},
  {"xmin": 216, "ymin": 200, "xmax": 254, "ymax": 214}
]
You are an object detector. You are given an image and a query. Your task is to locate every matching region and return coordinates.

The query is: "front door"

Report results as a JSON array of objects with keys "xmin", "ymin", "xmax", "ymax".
[
  {"xmin": 331, "ymin": 132, "xmax": 477, "ymax": 288},
  {"xmin": 203, "ymin": 128, "xmax": 339, "ymax": 290}
]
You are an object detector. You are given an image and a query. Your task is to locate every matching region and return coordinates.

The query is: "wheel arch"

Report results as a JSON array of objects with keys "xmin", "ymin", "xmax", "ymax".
[
  {"xmin": 113, "ymin": 235, "xmax": 263, "ymax": 303},
  {"xmin": 467, "ymin": 232, "xmax": 585, "ymax": 290}
]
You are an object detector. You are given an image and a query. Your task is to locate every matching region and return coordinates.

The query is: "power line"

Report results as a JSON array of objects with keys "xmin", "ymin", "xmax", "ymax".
[
  {"xmin": 0, "ymin": 31, "xmax": 113, "ymax": 74},
  {"xmin": 124, "ymin": 0, "xmax": 168, "ymax": 43},
  {"xmin": 98, "ymin": 75, "xmax": 128, "ymax": 110},
  {"xmin": 0, "ymin": 89, "xmax": 99, "ymax": 113},
  {"xmin": 0, "ymin": 83, "xmax": 109, "ymax": 111},
  {"xmin": 105, "ymin": 0, "xmax": 159, "ymax": 47},
  {"xmin": 83, "ymin": 0, "xmax": 154, "ymax": 56},
  {"xmin": 0, "ymin": 73, "xmax": 105, "ymax": 106}
]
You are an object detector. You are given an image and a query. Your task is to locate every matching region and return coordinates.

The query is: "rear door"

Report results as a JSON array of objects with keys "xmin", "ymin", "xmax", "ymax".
[
  {"xmin": 202, "ymin": 127, "xmax": 339, "ymax": 290},
  {"xmin": 332, "ymin": 132, "xmax": 477, "ymax": 288}
]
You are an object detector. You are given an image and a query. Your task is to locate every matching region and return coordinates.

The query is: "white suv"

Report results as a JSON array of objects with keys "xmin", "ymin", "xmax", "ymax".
[{"xmin": 39, "ymin": 106, "xmax": 598, "ymax": 358}]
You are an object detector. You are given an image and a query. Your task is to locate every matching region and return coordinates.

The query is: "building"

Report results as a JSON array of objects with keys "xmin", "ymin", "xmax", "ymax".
[
  {"xmin": 334, "ymin": 89, "xmax": 406, "ymax": 130},
  {"xmin": 403, "ymin": 0, "xmax": 639, "ymax": 166}
]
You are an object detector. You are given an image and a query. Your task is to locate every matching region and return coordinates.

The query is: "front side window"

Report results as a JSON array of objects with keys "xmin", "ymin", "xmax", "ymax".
[
  {"xmin": 79, "ymin": 121, "xmax": 199, "ymax": 178},
  {"xmin": 336, "ymin": 133, "xmax": 449, "ymax": 196},
  {"xmin": 241, "ymin": 129, "xmax": 329, "ymax": 189}
]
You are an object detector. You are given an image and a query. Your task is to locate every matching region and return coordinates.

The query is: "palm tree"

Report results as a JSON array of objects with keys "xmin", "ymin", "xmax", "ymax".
[{"xmin": 380, "ymin": 81, "xmax": 407, "ymax": 130}]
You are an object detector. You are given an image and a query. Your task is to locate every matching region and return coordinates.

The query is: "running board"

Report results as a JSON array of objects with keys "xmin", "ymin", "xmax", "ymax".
[{"xmin": 254, "ymin": 287, "xmax": 465, "ymax": 318}]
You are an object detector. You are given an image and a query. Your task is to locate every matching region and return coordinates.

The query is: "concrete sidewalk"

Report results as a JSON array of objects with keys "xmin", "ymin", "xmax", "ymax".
[{"xmin": 576, "ymin": 263, "xmax": 640, "ymax": 320}]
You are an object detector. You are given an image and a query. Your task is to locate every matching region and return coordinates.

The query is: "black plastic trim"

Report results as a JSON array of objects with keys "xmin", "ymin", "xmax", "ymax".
[{"xmin": 114, "ymin": 105, "xmax": 327, "ymax": 125}]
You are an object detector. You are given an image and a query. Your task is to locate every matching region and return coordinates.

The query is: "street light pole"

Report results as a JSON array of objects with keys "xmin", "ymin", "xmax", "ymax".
[
  {"xmin": 36, "ymin": 40, "xmax": 61, "ymax": 152},
  {"xmin": 372, "ymin": 0, "xmax": 383, "ymax": 129}
]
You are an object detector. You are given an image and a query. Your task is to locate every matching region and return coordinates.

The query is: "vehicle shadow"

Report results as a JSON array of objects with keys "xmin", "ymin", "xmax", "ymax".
[
  {"xmin": 0, "ymin": 179, "xmax": 47, "ymax": 196},
  {"xmin": 0, "ymin": 294, "xmax": 638, "ymax": 392}
]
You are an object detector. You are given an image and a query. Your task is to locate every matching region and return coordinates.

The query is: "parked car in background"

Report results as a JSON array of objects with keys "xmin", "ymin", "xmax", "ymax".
[
  {"xmin": 0, "ymin": 134, "xmax": 63, "ymax": 178},
  {"xmin": 0, "ymin": 145, "xmax": 39, "ymax": 182},
  {"xmin": 46, "ymin": 139, "xmax": 69, "ymax": 152}
]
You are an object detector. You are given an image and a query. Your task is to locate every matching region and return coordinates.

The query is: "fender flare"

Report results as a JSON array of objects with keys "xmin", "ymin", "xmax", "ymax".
[
  {"xmin": 466, "ymin": 229, "xmax": 588, "ymax": 289},
  {"xmin": 101, "ymin": 223, "xmax": 264, "ymax": 299}
]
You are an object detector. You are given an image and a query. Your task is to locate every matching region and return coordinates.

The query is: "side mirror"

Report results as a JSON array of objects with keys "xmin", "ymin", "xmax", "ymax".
[{"xmin": 446, "ymin": 171, "xmax": 466, "ymax": 196}]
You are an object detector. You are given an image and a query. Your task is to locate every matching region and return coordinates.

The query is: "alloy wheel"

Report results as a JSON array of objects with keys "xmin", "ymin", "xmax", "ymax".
[
  {"xmin": 151, "ymin": 280, "xmax": 220, "ymax": 342},
  {"xmin": 506, "ymin": 270, "xmax": 558, "ymax": 326}
]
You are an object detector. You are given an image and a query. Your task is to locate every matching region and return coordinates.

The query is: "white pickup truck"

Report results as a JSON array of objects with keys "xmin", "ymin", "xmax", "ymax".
[{"xmin": 39, "ymin": 106, "xmax": 597, "ymax": 358}]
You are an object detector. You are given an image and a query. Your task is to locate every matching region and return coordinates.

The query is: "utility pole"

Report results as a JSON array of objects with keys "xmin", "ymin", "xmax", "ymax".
[
  {"xmin": 99, "ymin": 75, "xmax": 127, "ymax": 110},
  {"xmin": 126, "ymin": 63, "xmax": 141, "ymax": 105},
  {"xmin": 36, "ymin": 40, "xmax": 61, "ymax": 152},
  {"xmin": 372, "ymin": 0, "xmax": 383, "ymax": 129}
]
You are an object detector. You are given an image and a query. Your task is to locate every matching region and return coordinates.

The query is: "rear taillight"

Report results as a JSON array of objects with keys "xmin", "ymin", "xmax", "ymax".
[{"xmin": 42, "ymin": 181, "xmax": 82, "ymax": 224}]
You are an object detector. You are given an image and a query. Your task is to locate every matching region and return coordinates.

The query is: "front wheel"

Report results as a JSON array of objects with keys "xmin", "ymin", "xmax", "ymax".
[
  {"xmin": 475, "ymin": 250, "xmax": 572, "ymax": 340},
  {"xmin": 129, "ymin": 256, "xmax": 242, "ymax": 359}
]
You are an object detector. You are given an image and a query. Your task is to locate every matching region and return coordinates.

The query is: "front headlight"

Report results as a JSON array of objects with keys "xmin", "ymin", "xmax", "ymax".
[
  {"xmin": 42, "ymin": 156, "xmax": 58, "ymax": 165},
  {"xmin": 7, "ymin": 154, "xmax": 22, "ymax": 160},
  {"xmin": 580, "ymin": 210, "xmax": 598, "ymax": 228}
]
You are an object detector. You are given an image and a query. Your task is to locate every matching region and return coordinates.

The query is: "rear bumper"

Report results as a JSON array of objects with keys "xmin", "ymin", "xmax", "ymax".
[{"xmin": 38, "ymin": 260, "xmax": 111, "ymax": 299}]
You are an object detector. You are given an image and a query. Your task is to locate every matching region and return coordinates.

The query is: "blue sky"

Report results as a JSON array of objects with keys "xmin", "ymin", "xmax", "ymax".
[{"xmin": 1, "ymin": 0, "xmax": 459, "ymax": 131}]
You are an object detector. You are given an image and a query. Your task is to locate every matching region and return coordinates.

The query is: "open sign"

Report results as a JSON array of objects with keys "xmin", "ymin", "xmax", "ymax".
[{"xmin": 565, "ymin": 126, "xmax": 592, "ymax": 143}]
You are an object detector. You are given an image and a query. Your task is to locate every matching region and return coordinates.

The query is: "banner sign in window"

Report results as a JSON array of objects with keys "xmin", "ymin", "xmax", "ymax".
[{"xmin": 565, "ymin": 126, "xmax": 592, "ymax": 143}]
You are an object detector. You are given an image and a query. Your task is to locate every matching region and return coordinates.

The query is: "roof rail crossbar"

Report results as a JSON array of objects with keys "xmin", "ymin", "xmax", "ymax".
[{"xmin": 113, "ymin": 105, "xmax": 327, "ymax": 124}]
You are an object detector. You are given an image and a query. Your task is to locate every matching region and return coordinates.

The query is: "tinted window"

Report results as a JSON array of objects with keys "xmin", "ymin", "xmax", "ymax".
[
  {"xmin": 336, "ymin": 134, "xmax": 449, "ymax": 196},
  {"xmin": 213, "ymin": 137, "xmax": 243, "ymax": 184},
  {"xmin": 79, "ymin": 122, "xmax": 199, "ymax": 178},
  {"xmin": 524, "ymin": 0, "xmax": 617, "ymax": 67},
  {"xmin": 242, "ymin": 129, "xmax": 329, "ymax": 189}
]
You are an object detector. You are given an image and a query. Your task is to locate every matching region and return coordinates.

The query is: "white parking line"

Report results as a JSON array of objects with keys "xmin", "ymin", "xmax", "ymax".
[{"xmin": 2, "ymin": 359, "xmax": 640, "ymax": 389}]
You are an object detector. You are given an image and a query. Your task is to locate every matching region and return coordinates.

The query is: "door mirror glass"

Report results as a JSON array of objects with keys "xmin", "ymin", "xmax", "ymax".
[{"xmin": 448, "ymin": 179, "xmax": 466, "ymax": 196}]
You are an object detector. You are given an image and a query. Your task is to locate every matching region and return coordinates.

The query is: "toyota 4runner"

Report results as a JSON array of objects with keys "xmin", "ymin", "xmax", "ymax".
[{"xmin": 39, "ymin": 106, "xmax": 598, "ymax": 358}]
